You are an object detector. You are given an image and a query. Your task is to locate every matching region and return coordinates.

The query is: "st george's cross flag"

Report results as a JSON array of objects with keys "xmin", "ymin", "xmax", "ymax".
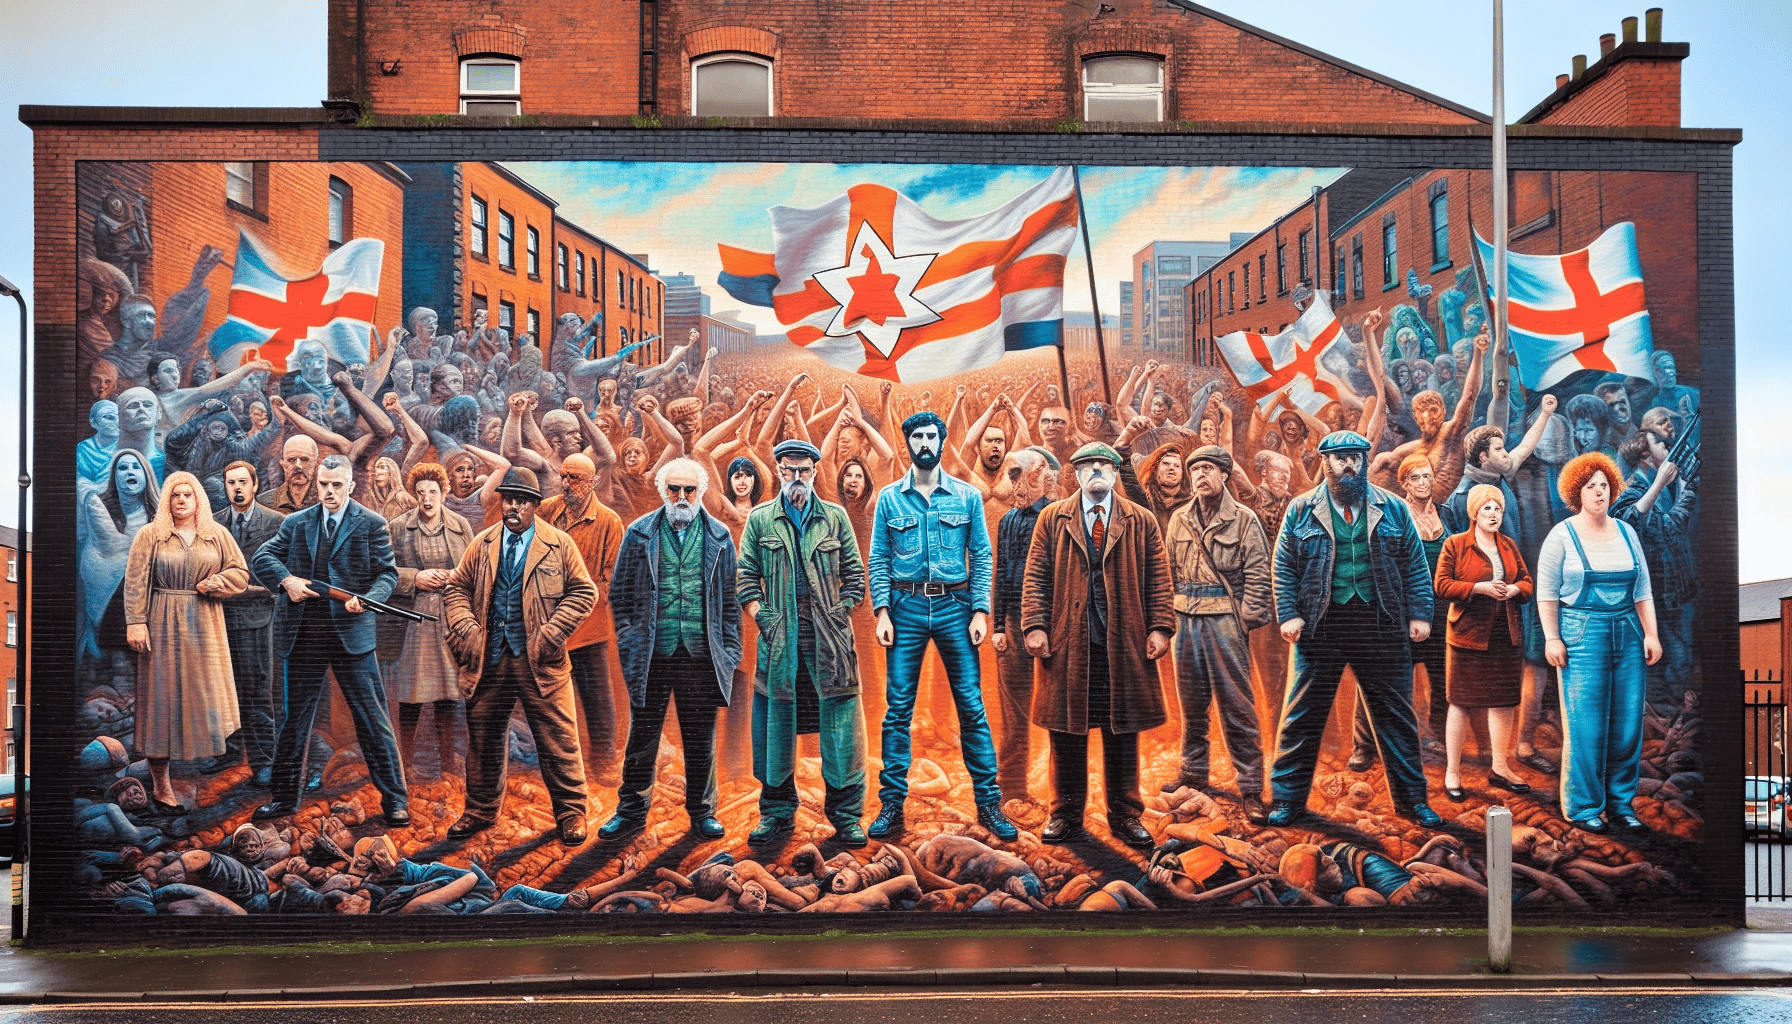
[
  {"xmin": 1214, "ymin": 290, "xmax": 1352, "ymax": 416},
  {"xmin": 208, "ymin": 228, "xmax": 385, "ymax": 372},
  {"xmin": 716, "ymin": 167, "xmax": 1078, "ymax": 382},
  {"xmin": 1474, "ymin": 222, "xmax": 1655, "ymax": 391}
]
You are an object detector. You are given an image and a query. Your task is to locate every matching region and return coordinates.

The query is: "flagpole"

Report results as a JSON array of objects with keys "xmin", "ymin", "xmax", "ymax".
[
  {"xmin": 1070, "ymin": 165, "xmax": 1115, "ymax": 408},
  {"xmin": 1488, "ymin": 0, "xmax": 1513, "ymax": 434}
]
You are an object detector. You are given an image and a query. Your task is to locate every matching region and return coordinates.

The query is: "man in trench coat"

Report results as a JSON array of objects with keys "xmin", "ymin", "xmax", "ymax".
[{"xmin": 1021, "ymin": 442, "xmax": 1176, "ymax": 848}]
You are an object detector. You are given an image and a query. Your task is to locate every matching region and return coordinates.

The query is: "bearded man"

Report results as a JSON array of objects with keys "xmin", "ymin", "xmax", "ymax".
[{"xmin": 1267, "ymin": 431, "xmax": 1442, "ymax": 830}]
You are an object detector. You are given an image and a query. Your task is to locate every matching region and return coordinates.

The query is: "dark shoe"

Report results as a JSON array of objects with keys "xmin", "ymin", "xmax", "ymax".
[
  {"xmin": 1517, "ymin": 752, "xmax": 1559, "ymax": 775},
  {"xmin": 559, "ymin": 819, "xmax": 589, "ymax": 846},
  {"xmin": 867, "ymin": 805, "xmax": 905, "ymax": 839},
  {"xmin": 834, "ymin": 821, "xmax": 868, "ymax": 848},
  {"xmin": 196, "ymin": 754, "xmax": 240, "ymax": 775},
  {"xmin": 382, "ymin": 807, "xmax": 411, "ymax": 828},
  {"xmin": 1160, "ymin": 775, "xmax": 1209, "ymax": 794},
  {"xmin": 252, "ymin": 766, "xmax": 274, "ymax": 788},
  {"xmin": 748, "ymin": 817, "xmax": 792, "ymax": 844},
  {"xmin": 252, "ymin": 800, "xmax": 295, "ymax": 821},
  {"xmin": 1444, "ymin": 784, "xmax": 1467, "ymax": 802},
  {"xmin": 1347, "ymin": 748, "xmax": 1376, "ymax": 772},
  {"xmin": 598, "ymin": 815, "xmax": 646, "ymax": 842},
  {"xmin": 1242, "ymin": 795, "xmax": 1269, "ymax": 825},
  {"xmin": 1266, "ymin": 801, "xmax": 1303, "ymax": 827},
  {"xmin": 151, "ymin": 798, "xmax": 187, "ymax": 817},
  {"xmin": 978, "ymin": 803, "xmax": 1020, "ymax": 841},
  {"xmin": 1573, "ymin": 816, "xmax": 1607, "ymax": 834},
  {"xmin": 693, "ymin": 816, "xmax": 726, "ymax": 841},
  {"xmin": 1616, "ymin": 813, "xmax": 1649, "ymax": 835},
  {"xmin": 1488, "ymin": 772, "xmax": 1532, "ymax": 795},
  {"xmin": 1041, "ymin": 815, "xmax": 1083, "ymax": 844},
  {"xmin": 445, "ymin": 815, "xmax": 492, "ymax": 840},
  {"xmin": 1113, "ymin": 815, "xmax": 1154, "ymax": 849},
  {"xmin": 1409, "ymin": 803, "xmax": 1444, "ymax": 829}
]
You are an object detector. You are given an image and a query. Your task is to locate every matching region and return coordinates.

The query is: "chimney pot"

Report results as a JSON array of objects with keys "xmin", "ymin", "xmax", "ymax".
[
  {"xmin": 1645, "ymin": 7, "xmax": 1662, "ymax": 42},
  {"xmin": 1556, "ymin": 73, "xmax": 1571, "ymax": 90},
  {"xmin": 1622, "ymin": 16, "xmax": 1639, "ymax": 43},
  {"xmin": 1572, "ymin": 54, "xmax": 1588, "ymax": 79},
  {"xmin": 1600, "ymin": 33, "xmax": 1616, "ymax": 55}
]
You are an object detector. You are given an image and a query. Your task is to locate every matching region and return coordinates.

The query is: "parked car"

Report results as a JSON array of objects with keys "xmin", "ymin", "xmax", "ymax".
[
  {"xmin": 1747, "ymin": 775, "xmax": 1789, "ymax": 841},
  {"xmin": 0, "ymin": 775, "xmax": 25, "ymax": 864}
]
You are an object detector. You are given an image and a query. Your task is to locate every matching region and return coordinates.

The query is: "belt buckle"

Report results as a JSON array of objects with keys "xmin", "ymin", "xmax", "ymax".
[{"xmin": 922, "ymin": 581, "xmax": 946, "ymax": 597}]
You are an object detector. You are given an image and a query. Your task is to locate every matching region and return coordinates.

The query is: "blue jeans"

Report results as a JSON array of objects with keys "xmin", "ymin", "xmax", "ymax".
[
  {"xmin": 878, "ymin": 589, "xmax": 1001, "ymax": 809},
  {"xmin": 1558, "ymin": 607, "xmax": 1647, "ymax": 822}
]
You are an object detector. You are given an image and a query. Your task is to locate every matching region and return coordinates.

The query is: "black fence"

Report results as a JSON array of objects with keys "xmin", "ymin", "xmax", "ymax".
[{"xmin": 1746, "ymin": 674, "xmax": 1787, "ymax": 900}]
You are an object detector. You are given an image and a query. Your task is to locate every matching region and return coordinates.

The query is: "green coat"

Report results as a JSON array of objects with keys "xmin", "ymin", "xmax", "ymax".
[{"xmin": 736, "ymin": 497, "xmax": 866, "ymax": 701}]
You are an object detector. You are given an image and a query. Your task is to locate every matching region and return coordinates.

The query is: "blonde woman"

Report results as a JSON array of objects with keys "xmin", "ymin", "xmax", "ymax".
[
  {"xmin": 365, "ymin": 455, "xmax": 418, "ymax": 522},
  {"xmin": 124, "ymin": 471, "xmax": 250, "ymax": 813}
]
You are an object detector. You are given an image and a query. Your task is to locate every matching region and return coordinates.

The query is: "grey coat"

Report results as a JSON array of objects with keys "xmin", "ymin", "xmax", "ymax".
[
  {"xmin": 610, "ymin": 507, "xmax": 742, "ymax": 708},
  {"xmin": 214, "ymin": 501, "xmax": 285, "ymax": 631}
]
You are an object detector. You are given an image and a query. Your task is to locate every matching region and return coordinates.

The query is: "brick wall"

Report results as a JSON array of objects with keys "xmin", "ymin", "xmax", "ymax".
[
  {"xmin": 1537, "ymin": 59, "xmax": 1682, "ymax": 129},
  {"xmin": 459, "ymin": 162, "xmax": 556, "ymax": 339}
]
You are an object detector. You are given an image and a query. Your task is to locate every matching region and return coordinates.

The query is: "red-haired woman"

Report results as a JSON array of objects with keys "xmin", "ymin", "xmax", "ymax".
[
  {"xmin": 388, "ymin": 461, "xmax": 474, "ymax": 776},
  {"xmin": 1536, "ymin": 452, "xmax": 1661, "ymax": 835}
]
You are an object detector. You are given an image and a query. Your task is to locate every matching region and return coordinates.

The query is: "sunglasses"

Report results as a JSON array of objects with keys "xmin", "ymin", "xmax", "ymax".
[{"xmin": 666, "ymin": 484, "xmax": 699, "ymax": 496}]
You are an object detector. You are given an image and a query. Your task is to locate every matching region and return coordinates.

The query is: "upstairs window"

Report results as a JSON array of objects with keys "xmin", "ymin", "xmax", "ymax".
[
  {"xmin": 1381, "ymin": 215, "xmax": 1397, "ymax": 288},
  {"xmin": 617, "ymin": 270, "xmax": 626, "ymax": 304},
  {"xmin": 470, "ymin": 196, "xmax": 488, "ymax": 257},
  {"xmin": 498, "ymin": 300, "xmax": 515, "ymax": 332},
  {"xmin": 1298, "ymin": 230, "xmax": 1311, "ymax": 283},
  {"xmin": 461, "ymin": 57, "xmax": 521, "ymax": 116},
  {"xmin": 576, "ymin": 252, "xmax": 586, "ymax": 296},
  {"xmin": 328, "ymin": 177, "xmax": 353, "ymax": 246},
  {"xmin": 1258, "ymin": 254, "xmax": 1267, "ymax": 301},
  {"xmin": 526, "ymin": 226, "xmax": 540, "ymax": 277},
  {"xmin": 1082, "ymin": 55, "xmax": 1164, "ymax": 122},
  {"xmin": 498, "ymin": 211, "xmax": 515, "ymax": 269},
  {"xmin": 1429, "ymin": 184, "xmax": 1451, "ymax": 264},
  {"xmin": 527, "ymin": 308, "xmax": 540, "ymax": 339},
  {"xmin": 1275, "ymin": 241, "xmax": 1287, "ymax": 294},
  {"xmin": 557, "ymin": 244, "xmax": 569, "ymax": 290},
  {"xmin": 224, "ymin": 161, "xmax": 267, "ymax": 216},
  {"xmin": 693, "ymin": 53, "xmax": 772, "ymax": 116}
]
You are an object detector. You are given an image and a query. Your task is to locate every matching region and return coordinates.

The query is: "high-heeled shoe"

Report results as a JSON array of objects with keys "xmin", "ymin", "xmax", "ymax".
[
  {"xmin": 1488, "ymin": 772, "xmax": 1532, "ymax": 795},
  {"xmin": 1443, "ymin": 784, "xmax": 1466, "ymax": 802}
]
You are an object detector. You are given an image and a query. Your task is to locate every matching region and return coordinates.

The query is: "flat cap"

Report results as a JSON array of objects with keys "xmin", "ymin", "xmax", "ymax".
[
  {"xmin": 1316, "ymin": 430, "xmax": 1372, "ymax": 454},
  {"xmin": 1185, "ymin": 445, "xmax": 1234, "ymax": 475},
  {"xmin": 1069, "ymin": 441, "xmax": 1122, "ymax": 466},
  {"xmin": 1027, "ymin": 445, "xmax": 1061, "ymax": 471},
  {"xmin": 772, "ymin": 438, "xmax": 823, "ymax": 463}
]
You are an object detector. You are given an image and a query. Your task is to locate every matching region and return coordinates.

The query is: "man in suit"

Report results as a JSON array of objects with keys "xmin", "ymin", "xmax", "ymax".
[
  {"xmin": 252, "ymin": 454, "xmax": 410, "ymax": 826},
  {"xmin": 198, "ymin": 460, "xmax": 285, "ymax": 787},
  {"xmin": 441, "ymin": 467, "xmax": 598, "ymax": 847}
]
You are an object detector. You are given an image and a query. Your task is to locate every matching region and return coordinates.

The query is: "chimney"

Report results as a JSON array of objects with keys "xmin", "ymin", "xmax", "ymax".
[
  {"xmin": 1646, "ymin": 7, "xmax": 1662, "ymax": 42},
  {"xmin": 1572, "ymin": 54, "xmax": 1587, "ymax": 79},
  {"xmin": 1522, "ymin": 5, "xmax": 1685, "ymax": 128},
  {"xmin": 1556, "ymin": 73, "xmax": 1571, "ymax": 90},
  {"xmin": 1600, "ymin": 33, "xmax": 1616, "ymax": 56},
  {"xmin": 1622, "ymin": 16, "xmax": 1638, "ymax": 44}
]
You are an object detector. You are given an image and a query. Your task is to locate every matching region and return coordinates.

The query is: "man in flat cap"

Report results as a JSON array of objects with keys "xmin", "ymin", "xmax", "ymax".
[
  {"xmin": 1268, "ymin": 431, "xmax": 1442, "ymax": 829},
  {"xmin": 737, "ymin": 439, "xmax": 869, "ymax": 846},
  {"xmin": 1163, "ymin": 445, "xmax": 1275, "ymax": 824},
  {"xmin": 1021, "ymin": 442, "xmax": 1176, "ymax": 847},
  {"xmin": 441, "ymin": 466, "xmax": 599, "ymax": 847}
]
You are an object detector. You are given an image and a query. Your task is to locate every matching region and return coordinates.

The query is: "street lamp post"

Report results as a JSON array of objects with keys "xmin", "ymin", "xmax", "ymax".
[{"xmin": 0, "ymin": 272, "xmax": 28, "ymax": 943}]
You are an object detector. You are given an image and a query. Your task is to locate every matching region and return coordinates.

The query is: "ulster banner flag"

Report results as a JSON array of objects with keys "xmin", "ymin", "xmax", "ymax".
[
  {"xmin": 1474, "ymin": 222, "xmax": 1655, "ymax": 391},
  {"xmin": 208, "ymin": 228, "xmax": 384, "ymax": 372},
  {"xmin": 1214, "ymin": 290, "xmax": 1352, "ymax": 416},
  {"xmin": 716, "ymin": 168, "xmax": 1077, "ymax": 382}
]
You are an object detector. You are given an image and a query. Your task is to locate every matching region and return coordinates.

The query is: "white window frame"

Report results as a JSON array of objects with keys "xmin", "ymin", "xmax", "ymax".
[
  {"xmin": 5, "ymin": 612, "xmax": 13, "ymax": 648},
  {"xmin": 691, "ymin": 53, "xmax": 773, "ymax": 117},
  {"xmin": 460, "ymin": 57, "xmax": 521, "ymax": 116},
  {"xmin": 1082, "ymin": 54, "xmax": 1164, "ymax": 123}
]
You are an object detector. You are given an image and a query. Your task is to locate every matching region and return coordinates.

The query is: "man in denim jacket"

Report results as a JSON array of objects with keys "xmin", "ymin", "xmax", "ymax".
[
  {"xmin": 1267, "ymin": 430, "xmax": 1443, "ymax": 830},
  {"xmin": 865, "ymin": 412, "xmax": 1017, "ymax": 842}
]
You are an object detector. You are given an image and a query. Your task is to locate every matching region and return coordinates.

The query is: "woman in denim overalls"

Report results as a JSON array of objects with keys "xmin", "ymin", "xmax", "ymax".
[{"xmin": 1536, "ymin": 453, "xmax": 1662, "ymax": 834}]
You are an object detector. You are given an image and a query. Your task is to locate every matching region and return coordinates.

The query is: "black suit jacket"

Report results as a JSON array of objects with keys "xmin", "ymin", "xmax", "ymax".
[
  {"xmin": 252, "ymin": 500, "xmax": 398, "ymax": 659},
  {"xmin": 214, "ymin": 502, "xmax": 286, "ymax": 631}
]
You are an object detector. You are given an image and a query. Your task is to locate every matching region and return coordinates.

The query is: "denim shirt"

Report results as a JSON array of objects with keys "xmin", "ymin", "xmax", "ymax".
[{"xmin": 868, "ymin": 468, "xmax": 993, "ymax": 613}]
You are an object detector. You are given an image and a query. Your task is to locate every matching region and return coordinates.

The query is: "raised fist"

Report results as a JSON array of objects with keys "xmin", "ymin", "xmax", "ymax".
[
  {"xmin": 564, "ymin": 396, "xmax": 583, "ymax": 413},
  {"xmin": 382, "ymin": 391, "xmax": 402, "ymax": 411}
]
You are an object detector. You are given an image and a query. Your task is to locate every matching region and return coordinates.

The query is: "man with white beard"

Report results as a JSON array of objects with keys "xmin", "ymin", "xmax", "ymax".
[
  {"xmin": 602, "ymin": 457, "xmax": 742, "ymax": 843},
  {"xmin": 737, "ymin": 439, "xmax": 869, "ymax": 847}
]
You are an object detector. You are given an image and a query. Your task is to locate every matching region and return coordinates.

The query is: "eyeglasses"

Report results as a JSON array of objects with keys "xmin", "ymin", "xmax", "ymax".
[
  {"xmin": 777, "ymin": 465, "xmax": 816, "ymax": 478},
  {"xmin": 665, "ymin": 484, "xmax": 699, "ymax": 496}
]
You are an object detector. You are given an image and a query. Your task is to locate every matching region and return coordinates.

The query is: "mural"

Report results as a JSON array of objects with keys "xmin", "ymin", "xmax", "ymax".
[{"xmin": 65, "ymin": 159, "xmax": 1703, "ymax": 918}]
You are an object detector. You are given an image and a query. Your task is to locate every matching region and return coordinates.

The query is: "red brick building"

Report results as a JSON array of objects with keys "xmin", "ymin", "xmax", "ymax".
[
  {"xmin": 0, "ymin": 527, "xmax": 27, "ymax": 775},
  {"xmin": 552, "ymin": 216, "xmax": 665, "ymax": 362}
]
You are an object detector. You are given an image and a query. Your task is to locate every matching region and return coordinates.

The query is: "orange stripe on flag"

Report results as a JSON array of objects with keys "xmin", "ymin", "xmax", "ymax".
[
  {"xmin": 718, "ymin": 244, "xmax": 778, "ymax": 278},
  {"xmin": 845, "ymin": 185, "xmax": 899, "ymax": 264},
  {"xmin": 772, "ymin": 278, "xmax": 838, "ymax": 323},
  {"xmin": 916, "ymin": 195, "xmax": 1078, "ymax": 289}
]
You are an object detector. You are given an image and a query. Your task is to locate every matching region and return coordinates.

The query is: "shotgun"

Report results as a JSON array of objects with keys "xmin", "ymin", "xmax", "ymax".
[{"xmin": 306, "ymin": 581, "xmax": 438, "ymax": 623}]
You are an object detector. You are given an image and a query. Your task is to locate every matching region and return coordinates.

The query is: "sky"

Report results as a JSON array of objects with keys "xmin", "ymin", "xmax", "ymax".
[{"xmin": 1, "ymin": 0, "xmax": 1788, "ymax": 581}]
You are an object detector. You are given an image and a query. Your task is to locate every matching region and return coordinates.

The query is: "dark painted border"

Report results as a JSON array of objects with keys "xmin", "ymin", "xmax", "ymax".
[{"xmin": 28, "ymin": 127, "xmax": 1740, "ymax": 946}]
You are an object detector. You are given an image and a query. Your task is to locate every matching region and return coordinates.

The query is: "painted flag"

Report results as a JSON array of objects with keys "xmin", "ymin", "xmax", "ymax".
[
  {"xmin": 717, "ymin": 167, "xmax": 1078, "ymax": 382},
  {"xmin": 1214, "ymin": 289, "xmax": 1351, "ymax": 416},
  {"xmin": 1474, "ymin": 222, "xmax": 1654, "ymax": 390},
  {"xmin": 208, "ymin": 228, "xmax": 384, "ymax": 371}
]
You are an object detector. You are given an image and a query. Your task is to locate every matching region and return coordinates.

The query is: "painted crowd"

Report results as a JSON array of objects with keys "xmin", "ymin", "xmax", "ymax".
[{"xmin": 69, "ymin": 234, "xmax": 1705, "ymax": 917}]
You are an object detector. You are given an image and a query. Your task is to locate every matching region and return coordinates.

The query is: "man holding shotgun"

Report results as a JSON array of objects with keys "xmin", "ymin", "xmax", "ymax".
[{"xmin": 252, "ymin": 454, "xmax": 411, "ymax": 827}]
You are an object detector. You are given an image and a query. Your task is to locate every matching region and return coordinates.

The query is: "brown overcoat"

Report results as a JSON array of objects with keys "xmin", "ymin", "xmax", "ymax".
[
  {"xmin": 440, "ymin": 519, "xmax": 597, "ymax": 699},
  {"xmin": 1020, "ymin": 492, "xmax": 1176, "ymax": 734}
]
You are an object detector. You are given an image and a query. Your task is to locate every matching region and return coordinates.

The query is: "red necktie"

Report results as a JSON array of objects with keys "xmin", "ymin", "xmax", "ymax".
[{"xmin": 1090, "ymin": 505, "xmax": 1106, "ymax": 552}]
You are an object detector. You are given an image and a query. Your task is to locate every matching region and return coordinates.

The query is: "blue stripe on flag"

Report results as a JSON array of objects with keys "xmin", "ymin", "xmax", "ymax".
[
  {"xmin": 207, "ymin": 318, "xmax": 275, "ymax": 366},
  {"xmin": 1003, "ymin": 319, "xmax": 1063, "ymax": 351},
  {"xmin": 717, "ymin": 271, "xmax": 778, "ymax": 308}
]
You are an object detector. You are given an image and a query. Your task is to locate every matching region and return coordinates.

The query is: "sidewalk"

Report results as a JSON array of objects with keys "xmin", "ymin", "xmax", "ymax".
[{"xmin": 0, "ymin": 867, "xmax": 1787, "ymax": 1003}]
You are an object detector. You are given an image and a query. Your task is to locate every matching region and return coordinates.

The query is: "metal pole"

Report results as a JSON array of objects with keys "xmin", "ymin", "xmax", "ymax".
[
  {"xmin": 1489, "ymin": 0, "xmax": 1512, "ymax": 433},
  {"xmin": 0, "ymin": 273, "xmax": 28, "ymax": 943},
  {"xmin": 1487, "ymin": 805, "xmax": 1513, "ymax": 972},
  {"xmin": 1069, "ymin": 166, "xmax": 1114, "ymax": 407}
]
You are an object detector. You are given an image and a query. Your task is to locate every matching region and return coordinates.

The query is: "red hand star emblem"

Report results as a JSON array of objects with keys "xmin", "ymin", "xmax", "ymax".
[{"xmin": 812, "ymin": 224, "xmax": 939, "ymax": 357}]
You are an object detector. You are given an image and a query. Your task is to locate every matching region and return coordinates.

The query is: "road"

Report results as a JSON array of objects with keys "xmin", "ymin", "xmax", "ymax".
[{"xmin": 1, "ymin": 989, "xmax": 1789, "ymax": 1024}]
